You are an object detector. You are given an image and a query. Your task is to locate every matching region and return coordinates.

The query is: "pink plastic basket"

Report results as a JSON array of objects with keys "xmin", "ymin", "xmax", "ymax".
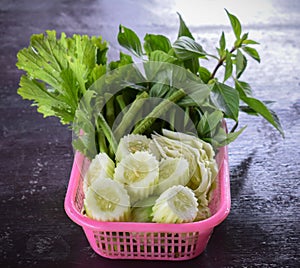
[{"xmin": 64, "ymin": 145, "xmax": 230, "ymax": 261}]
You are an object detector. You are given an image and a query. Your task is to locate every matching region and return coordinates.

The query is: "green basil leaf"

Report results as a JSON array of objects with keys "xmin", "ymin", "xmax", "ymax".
[
  {"xmin": 173, "ymin": 36, "xmax": 206, "ymax": 60},
  {"xmin": 198, "ymin": 66, "xmax": 211, "ymax": 83},
  {"xmin": 236, "ymin": 49, "xmax": 248, "ymax": 79},
  {"xmin": 245, "ymin": 97, "xmax": 283, "ymax": 136},
  {"xmin": 144, "ymin": 34, "xmax": 172, "ymax": 54},
  {"xmin": 204, "ymin": 125, "xmax": 246, "ymax": 147},
  {"xmin": 219, "ymin": 31, "xmax": 226, "ymax": 51},
  {"xmin": 243, "ymin": 39, "xmax": 260, "ymax": 45},
  {"xmin": 225, "ymin": 9, "xmax": 242, "ymax": 39},
  {"xmin": 177, "ymin": 12, "xmax": 194, "ymax": 39},
  {"xmin": 175, "ymin": 14, "xmax": 200, "ymax": 74},
  {"xmin": 178, "ymin": 83, "xmax": 212, "ymax": 107},
  {"xmin": 214, "ymin": 125, "xmax": 246, "ymax": 146},
  {"xmin": 239, "ymin": 105, "xmax": 259, "ymax": 115},
  {"xmin": 183, "ymin": 58, "xmax": 200, "ymax": 74},
  {"xmin": 235, "ymin": 80, "xmax": 284, "ymax": 136},
  {"xmin": 149, "ymin": 50, "xmax": 177, "ymax": 63},
  {"xmin": 149, "ymin": 83, "xmax": 169, "ymax": 98},
  {"xmin": 197, "ymin": 110, "xmax": 224, "ymax": 136},
  {"xmin": 268, "ymin": 109, "xmax": 285, "ymax": 137},
  {"xmin": 118, "ymin": 25, "xmax": 143, "ymax": 57},
  {"xmin": 211, "ymin": 82, "xmax": 239, "ymax": 121},
  {"xmin": 235, "ymin": 80, "xmax": 252, "ymax": 97},
  {"xmin": 109, "ymin": 52, "xmax": 133, "ymax": 70},
  {"xmin": 224, "ymin": 51, "xmax": 233, "ymax": 82},
  {"xmin": 241, "ymin": 33, "xmax": 249, "ymax": 42},
  {"xmin": 242, "ymin": 46, "xmax": 260, "ymax": 62}
]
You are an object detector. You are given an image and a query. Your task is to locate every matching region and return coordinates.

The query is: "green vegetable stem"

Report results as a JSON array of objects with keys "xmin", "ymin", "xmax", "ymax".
[{"xmin": 133, "ymin": 89, "xmax": 186, "ymax": 135}]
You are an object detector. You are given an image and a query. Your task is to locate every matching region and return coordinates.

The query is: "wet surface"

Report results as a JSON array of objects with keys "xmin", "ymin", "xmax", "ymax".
[{"xmin": 0, "ymin": 0, "xmax": 299, "ymax": 267}]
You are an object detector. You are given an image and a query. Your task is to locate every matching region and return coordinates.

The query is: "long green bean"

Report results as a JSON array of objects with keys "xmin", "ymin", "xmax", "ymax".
[
  {"xmin": 114, "ymin": 91, "xmax": 149, "ymax": 140},
  {"xmin": 133, "ymin": 89, "xmax": 186, "ymax": 135}
]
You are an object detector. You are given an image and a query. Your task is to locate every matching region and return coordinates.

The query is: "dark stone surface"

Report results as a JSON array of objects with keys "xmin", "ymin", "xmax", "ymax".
[{"xmin": 0, "ymin": 0, "xmax": 299, "ymax": 267}]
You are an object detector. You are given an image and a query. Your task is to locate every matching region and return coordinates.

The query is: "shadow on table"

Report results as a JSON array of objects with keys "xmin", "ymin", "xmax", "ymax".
[{"xmin": 229, "ymin": 152, "xmax": 256, "ymax": 199}]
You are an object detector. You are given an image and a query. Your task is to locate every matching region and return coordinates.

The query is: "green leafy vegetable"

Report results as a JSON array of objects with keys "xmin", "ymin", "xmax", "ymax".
[
  {"xmin": 176, "ymin": 13, "xmax": 199, "ymax": 74},
  {"xmin": 173, "ymin": 36, "xmax": 206, "ymax": 60},
  {"xmin": 236, "ymin": 49, "xmax": 247, "ymax": 79},
  {"xmin": 242, "ymin": 46, "xmax": 261, "ymax": 62},
  {"xmin": 16, "ymin": 10, "xmax": 284, "ymax": 161},
  {"xmin": 243, "ymin": 39, "xmax": 260, "ymax": 45},
  {"xmin": 235, "ymin": 80, "xmax": 284, "ymax": 136},
  {"xmin": 177, "ymin": 12, "xmax": 194, "ymax": 40},
  {"xmin": 109, "ymin": 52, "xmax": 133, "ymax": 70},
  {"xmin": 210, "ymin": 125, "xmax": 247, "ymax": 147},
  {"xmin": 198, "ymin": 67, "xmax": 211, "ymax": 84},
  {"xmin": 211, "ymin": 82, "xmax": 239, "ymax": 121},
  {"xmin": 219, "ymin": 31, "xmax": 226, "ymax": 52},
  {"xmin": 118, "ymin": 25, "xmax": 143, "ymax": 57},
  {"xmin": 197, "ymin": 111, "xmax": 224, "ymax": 137},
  {"xmin": 224, "ymin": 51, "xmax": 233, "ymax": 82},
  {"xmin": 225, "ymin": 9, "xmax": 242, "ymax": 39},
  {"xmin": 149, "ymin": 50, "xmax": 177, "ymax": 63},
  {"xmin": 144, "ymin": 34, "xmax": 172, "ymax": 54},
  {"xmin": 17, "ymin": 30, "xmax": 108, "ymax": 124}
]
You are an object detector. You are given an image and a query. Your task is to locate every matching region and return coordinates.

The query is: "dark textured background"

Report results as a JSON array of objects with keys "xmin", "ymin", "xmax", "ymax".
[{"xmin": 0, "ymin": 0, "xmax": 299, "ymax": 267}]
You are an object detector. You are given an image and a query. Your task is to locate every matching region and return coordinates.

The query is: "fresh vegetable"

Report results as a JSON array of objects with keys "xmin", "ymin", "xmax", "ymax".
[
  {"xmin": 84, "ymin": 177, "xmax": 130, "ymax": 221},
  {"xmin": 152, "ymin": 185, "xmax": 198, "ymax": 223},
  {"xmin": 152, "ymin": 130, "xmax": 218, "ymax": 208},
  {"xmin": 16, "ymin": 31, "xmax": 108, "ymax": 125},
  {"xmin": 16, "ymin": 10, "xmax": 284, "ymax": 224},
  {"xmin": 83, "ymin": 152, "xmax": 115, "ymax": 195},
  {"xmin": 115, "ymin": 134, "xmax": 152, "ymax": 161},
  {"xmin": 82, "ymin": 133, "xmax": 215, "ymax": 223},
  {"xmin": 155, "ymin": 157, "xmax": 190, "ymax": 195},
  {"xmin": 114, "ymin": 151, "xmax": 159, "ymax": 204},
  {"xmin": 17, "ymin": 10, "xmax": 283, "ymax": 162}
]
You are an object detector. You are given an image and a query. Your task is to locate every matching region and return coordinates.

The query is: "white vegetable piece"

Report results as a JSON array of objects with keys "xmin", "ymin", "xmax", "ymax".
[
  {"xmin": 155, "ymin": 157, "xmax": 190, "ymax": 195},
  {"xmin": 114, "ymin": 151, "xmax": 159, "ymax": 204},
  {"xmin": 116, "ymin": 134, "xmax": 153, "ymax": 161},
  {"xmin": 152, "ymin": 130, "xmax": 219, "ymax": 208},
  {"xmin": 83, "ymin": 153, "xmax": 115, "ymax": 195},
  {"xmin": 152, "ymin": 133, "xmax": 198, "ymax": 177},
  {"xmin": 162, "ymin": 129, "xmax": 215, "ymax": 159},
  {"xmin": 152, "ymin": 185, "xmax": 198, "ymax": 223},
  {"xmin": 84, "ymin": 177, "xmax": 130, "ymax": 222}
]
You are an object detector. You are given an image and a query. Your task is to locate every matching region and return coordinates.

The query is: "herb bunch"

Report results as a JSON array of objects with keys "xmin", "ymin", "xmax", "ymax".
[{"xmin": 16, "ymin": 10, "xmax": 283, "ymax": 160}]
